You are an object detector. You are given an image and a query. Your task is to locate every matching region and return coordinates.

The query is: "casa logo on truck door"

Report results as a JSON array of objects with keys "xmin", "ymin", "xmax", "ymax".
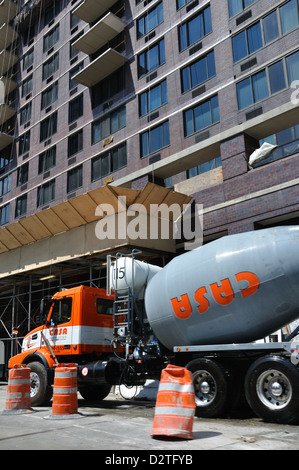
[{"xmin": 171, "ymin": 271, "xmax": 260, "ymax": 319}]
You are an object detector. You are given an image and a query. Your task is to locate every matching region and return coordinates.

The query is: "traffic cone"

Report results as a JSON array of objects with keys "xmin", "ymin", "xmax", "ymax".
[
  {"xmin": 151, "ymin": 364, "xmax": 196, "ymax": 439},
  {"xmin": 2, "ymin": 364, "xmax": 33, "ymax": 414},
  {"xmin": 45, "ymin": 363, "xmax": 82, "ymax": 420}
]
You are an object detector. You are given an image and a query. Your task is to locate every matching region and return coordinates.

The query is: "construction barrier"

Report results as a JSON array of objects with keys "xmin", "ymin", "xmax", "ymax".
[
  {"xmin": 47, "ymin": 363, "xmax": 79, "ymax": 419},
  {"xmin": 2, "ymin": 364, "xmax": 32, "ymax": 414},
  {"xmin": 151, "ymin": 364, "xmax": 196, "ymax": 439}
]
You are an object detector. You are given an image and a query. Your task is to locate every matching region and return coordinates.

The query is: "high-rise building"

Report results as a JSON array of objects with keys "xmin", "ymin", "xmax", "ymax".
[{"xmin": 0, "ymin": 0, "xmax": 298, "ymax": 344}]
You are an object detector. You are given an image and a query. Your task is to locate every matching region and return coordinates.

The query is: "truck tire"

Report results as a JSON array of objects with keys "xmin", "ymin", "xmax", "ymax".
[
  {"xmin": 27, "ymin": 361, "xmax": 53, "ymax": 406},
  {"xmin": 187, "ymin": 358, "xmax": 232, "ymax": 418},
  {"xmin": 79, "ymin": 384, "xmax": 112, "ymax": 401},
  {"xmin": 244, "ymin": 355, "xmax": 299, "ymax": 424}
]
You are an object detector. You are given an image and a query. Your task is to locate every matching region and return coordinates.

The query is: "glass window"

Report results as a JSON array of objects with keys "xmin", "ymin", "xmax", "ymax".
[
  {"xmin": 137, "ymin": 2, "xmax": 163, "ymax": 38},
  {"xmin": 40, "ymin": 112, "xmax": 57, "ymax": 142},
  {"xmin": 139, "ymin": 80, "xmax": 167, "ymax": 116},
  {"xmin": 69, "ymin": 94, "xmax": 83, "ymax": 123},
  {"xmin": 97, "ymin": 298, "xmax": 114, "ymax": 315},
  {"xmin": 138, "ymin": 39, "xmax": 165, "ymax": 78},
  {"xmin": 276, "ymin": 127, "xmax": 293, "ymax": 145},
  {"xmin": 141, "ymin": 121, "xmax": 169, "ymax": 157},
  {"xmin": 68, "ymin": 130, "xmax": 83, "ymax": 158},
  {"xmin": 22, "ymin": 75, "xmax": 33, "ymax": 97},
  {"xmin": 38, "ymin": 147, "xmax": 56, "ymax": 174},
  {"xmin": 92, "ymin": 106, "xmax": 126, "ymax": 144},
  {"xmin": 279, "ymin": 0, "xmax": 299, "ymax": 35},
  {"xmin": 23, "ymin": 48, "xmax": 34, "ymax": 70},
  {"xmin": 269, "ymin": 60, "xmax": 286, "ymax": 94},
  {"xmin": 15, "ymin": 195, "xmax": 27, "ymax": 218},
  {"xmin": 0, "ymin": 204, "xmax": 9, "ymax": 225},
  {"xmin": 232, "ymin": 31, "xmax": 247, "ymax": 62},
  {"xmin": 232, "ymin": 22, "xmax": 262, "ymax": 62},
  {"xmin": 0, "ymin": 174, "xmax": 11, "ymax": 196},
  {"xmin": 19, "ymin": 131, "xmax": 30, "ymax": 154},
  {"xmin": 42, "ymin": 53, "xmax": 59, "ymax": 80},
  {"xmin": 184, "ymin": 96, "xmax": 219, "ymax": 136},
  {"xmin": 263, "ymin": 11, "xmax": 279, "ymax": 44},
  {"xmin": 181, "ymin": 51, "xmax": 215, "ymax": 92},
  {"xmin": 247, "ymin": 22, "xmax": 262, "ymax": 54},
  {"xmin": 17, "ymin": 163, "xmax": 29, "ymax": 186},
  {"xmin": 179, "ymin": 6, "xmax": 212, "ymax": 51},
  {"xmin": 252, "ymin": 70, "xmax": 268, "ymax": 102},
  {"xmin": 51, "ymin": 298, "xmax": 72, "ymax": 325},
  {"xmin": 91, "ymin": 143, "xmax": 127, "ymax": 181},
  {"xmin": 41, "ymin": 82, "xmax": 58, "ymax": 109},
  {"xmin": 43, "ymin": 24, "xmax": 59, "ymax": 52},
  {"xmin": 37, "ymin": 180, "xmax": 55, "ymax": 207},
  {"xmin": 228, "ymin": 0, "xmax": 255, "ymax": 17},
  {"xmin": 237, "ymin": 77, "xmax": 253, "ymax": 109},
  {"xmin": 286, "ymin": 51, "xmax": 299, "ymax": 84},
  {"xmin": 20, "ymin": 102, "xmax": 32, "ymax": 125},
  {"xmin": 67, "ymin": 165, "xmax": 82, "ymax": 193}
]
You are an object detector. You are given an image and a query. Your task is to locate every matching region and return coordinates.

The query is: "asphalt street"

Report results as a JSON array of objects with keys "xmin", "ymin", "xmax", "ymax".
[{"xmin": 0, "ymin": 381, "xmax": 299, "ymax": 452}]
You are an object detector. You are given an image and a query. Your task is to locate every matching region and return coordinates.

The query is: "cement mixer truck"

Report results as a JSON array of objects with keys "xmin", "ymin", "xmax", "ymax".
[{"xmin": 8, "ymin": 226, "xmax": 299, "ymax": 424}]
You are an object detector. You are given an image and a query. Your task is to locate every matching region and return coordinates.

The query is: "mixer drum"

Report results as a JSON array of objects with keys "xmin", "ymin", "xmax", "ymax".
[{"xmin": 144, "ymin": 227, "xmax": 299, "ymax": 349}]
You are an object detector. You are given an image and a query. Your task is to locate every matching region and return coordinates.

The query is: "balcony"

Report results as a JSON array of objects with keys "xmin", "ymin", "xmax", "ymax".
[
  {"xmin": 0, "ymin": 0, "xmax": 19, "ymax": 23},
  {"xmin": 73, "ymin": 0, "xmax": 118, "ymax": 24},
  {"xmin": 0, "ymin": 49, "xmax": 18, "ymax": 75},
  {"xmin": 0, "ymin": 103, "xmax": 15, "ymax": 125},
  {"xmin": 0, "ymin": 23, "xmax": 18, "ymax": 50},
  {"xmin": 73, "ymin": 48, "xmax": 127, "ymax": 87},
  {"xmin": 74, "ymin": 12, "xmax": 126, "ymax": 56}
]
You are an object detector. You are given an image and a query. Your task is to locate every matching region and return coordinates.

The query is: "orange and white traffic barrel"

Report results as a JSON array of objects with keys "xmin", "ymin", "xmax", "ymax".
[
  {"xmin": 151, "ymin": 364, "xmax": 196, "ymax": 439},
  {"xmin": 49, "ymin": 363, "xmax": 79, "ymax": 418},
  {"xmin": 2, "ymin": 364, "xmax": 32, "ymax": 414}
]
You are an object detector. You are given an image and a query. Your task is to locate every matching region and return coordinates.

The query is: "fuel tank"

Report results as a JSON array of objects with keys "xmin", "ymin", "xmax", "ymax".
[{"xmin": 144, "ymin": 226, "xmax": 299, "ymax": 349}]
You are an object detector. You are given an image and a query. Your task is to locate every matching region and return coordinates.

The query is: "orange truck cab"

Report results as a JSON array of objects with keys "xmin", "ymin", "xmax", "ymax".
[{"xmin": 8, "ymin": 286, "xmax": 119, "ymax": 405}]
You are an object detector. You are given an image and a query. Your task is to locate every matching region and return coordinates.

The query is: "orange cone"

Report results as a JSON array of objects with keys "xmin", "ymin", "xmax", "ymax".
[
  {"xmin": 151, "ymin": 364, "xmax": 196, "ymax": 439},
  {"xmin": 2, "ymin": 364, "xmax": 33, "ymax": 414}
]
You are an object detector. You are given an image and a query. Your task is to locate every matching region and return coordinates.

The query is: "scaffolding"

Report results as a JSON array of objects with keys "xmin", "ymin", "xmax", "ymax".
[{"xmin": 0, "ymin": 255, "xmax": 110, "ymax": 357}]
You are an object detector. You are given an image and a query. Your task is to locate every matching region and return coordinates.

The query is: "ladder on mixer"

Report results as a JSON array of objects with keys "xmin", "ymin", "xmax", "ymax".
[{"xmin": 106, "ymin": 250, "xmax": 141, "ymax": 358}]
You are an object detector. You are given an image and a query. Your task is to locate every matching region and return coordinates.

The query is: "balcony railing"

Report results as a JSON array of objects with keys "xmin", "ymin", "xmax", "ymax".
[{"xmin": 252, "ymin": 138, "xmax": 299, "ymax": 168}]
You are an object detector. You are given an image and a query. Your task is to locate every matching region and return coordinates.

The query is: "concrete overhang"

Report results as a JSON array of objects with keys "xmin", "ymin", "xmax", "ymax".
[
  {"xmin": 0, "ymin": 183, "xmax": 191, "ymax": 278},
  {"xmin": 73, "ymin": 0, "xmax": 118, "ymax": 24},
  {"xmin": 0, "ymin": 23, "xmax": 18, "ymax": 50},
  {"xmin": 0, "ymin": 131, "xmax": 13, "ymax": 150},
  {"xmin": 0, "ymin": 0, "xmax": 19, "ymax": 22},
  {"xmin": 0, "ymin": 76, "xmax": 17, "ymax": 97},
  {"xmin": 73, "ymin": 48, "xmax": 128, "ymax": 87},
  {"xmin": 73, "ymin": 12, "xmax": 126, "ymax": 56}
]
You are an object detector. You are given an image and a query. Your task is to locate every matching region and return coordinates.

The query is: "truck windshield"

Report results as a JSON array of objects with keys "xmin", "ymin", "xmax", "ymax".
[{"xmin": 51, "ymin": 298, "xmax": 72, "ymax": 325}]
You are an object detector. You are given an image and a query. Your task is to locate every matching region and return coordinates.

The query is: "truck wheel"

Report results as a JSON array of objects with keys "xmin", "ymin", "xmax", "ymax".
[
  {"xmin": 187, "ymin": 359, "xmax": 232, "ymax": 418},
  {"xmin": 27, "ymin": 361, "xmax": 52, "ymax": 406},
  {"xmin": 79, "ymin": 384, "xmax": 112, "ymax": 401},
  {"xmin": 244, "ymin": 355, "xmax": 299, "ymax": 424}
]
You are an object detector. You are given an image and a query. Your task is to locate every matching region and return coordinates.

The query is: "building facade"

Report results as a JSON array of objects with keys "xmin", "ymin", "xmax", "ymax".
[
  {"xmin": 0, "ymin": 0, "xmax": 298, "ymax": 236},
  {"xmin": 0, "ymin": 0, "xmax": 298, "ymax": 348}
]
